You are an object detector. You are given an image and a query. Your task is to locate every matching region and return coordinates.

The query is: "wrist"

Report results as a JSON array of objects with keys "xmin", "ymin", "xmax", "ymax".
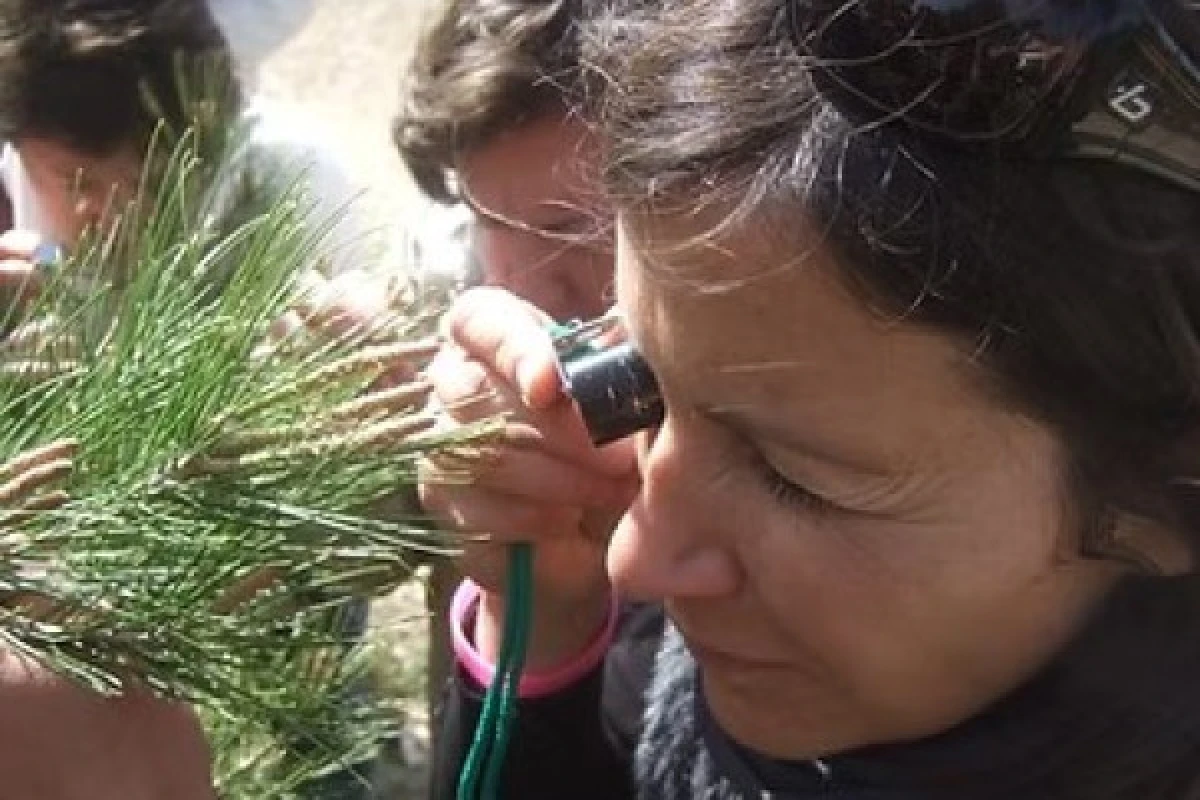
[
  {"xmin": 451, "ymin": 579, "xmax": 617, "ymax": 698},
  {"xmin": 475, "ymin": 587, "xmax": 611, "ymax": 670}
]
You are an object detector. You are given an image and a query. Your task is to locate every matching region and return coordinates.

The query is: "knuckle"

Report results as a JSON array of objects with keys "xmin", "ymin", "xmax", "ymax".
[
  {"xmin": 0, "ymin": 230, "xmax": 41, "ymax": 258},
  {"xmin": 416, "ymin": 478, "xmax": 463, "ymax": 518},
  {"xmin": 445, "ymin": 288, "xmax": 501, "ymax": 340},
  {"xmin": 492, "ymin": 335, "xmax": 528, "ymax": 385},
  {"xmin": 415, "ymin": 480, "xmax": 440, "ymax": 511},
  {"xmin": 428, "ymin": 354, "xmax": 491, "ymax": 408}
]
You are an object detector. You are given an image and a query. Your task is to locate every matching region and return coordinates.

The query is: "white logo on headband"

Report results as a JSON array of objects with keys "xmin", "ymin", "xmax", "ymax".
[{"xmin": 1107, "ymin": 71, "xmax": 1158, "ymax": 125}]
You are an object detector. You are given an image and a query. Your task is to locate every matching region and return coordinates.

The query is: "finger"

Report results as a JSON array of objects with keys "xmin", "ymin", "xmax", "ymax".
[
  {"xmin": 593, "ymin": 308, "xmax": 628, "ymax": 349},
  {"xmin": 418, "ymin": 480, "xmax": 582, "ymax": 540},
  {"xmin": 427, "ymin": 347, "xmax": 510, "ymax": 421},
  {"xmin": 0, "ymin": 260, "xmax": 41, "ymax": 293},
  {"xmin": 0, "ymin": 459, "xmax": 74, "ymax": 505},
  {"xmin": 581, "ymin": 504, "xmax": 627, "ymax": 544},
  {"xmin": 503, "ymin": 418, "xmax": 641, "ymax": 477},
  {"xmin": 427, "ymin": 349, "xmax": 637, "ymax": 475},
  {"xmin": 423, "ymin": 444, "xmax": 636, "ymax": 510},
  {"xmin": 445, "ymin": 288, "xmax": 563, "ymax": 409},
  {"xmin": 0, "ymin": 231, "xmax": 43, "ymax": 261},
  {"xmin": 475, "ymin": 446, "xmax": 637, "ymax": 509},
  {"xmin": 427, "ymin": 329, "xmax": 640, "ymax": 482},
  {"xmin": 433, "ymin": 367, "xmax": 616, "ymax": 469},
  {"xmin": 0, "ymin": 490, "xmax": 69, "ymax": 527}
]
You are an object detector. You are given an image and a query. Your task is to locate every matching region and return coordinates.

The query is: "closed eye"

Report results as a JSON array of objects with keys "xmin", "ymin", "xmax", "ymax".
[{"xmin": 749, "ymin": 452, "xmax": 837, "ymax": 515}]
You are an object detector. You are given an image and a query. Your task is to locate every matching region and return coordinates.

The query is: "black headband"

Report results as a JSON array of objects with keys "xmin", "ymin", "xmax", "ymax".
[{"xmin": 798, "ymin": 0, "xmax": 1200, "ymax": 191}]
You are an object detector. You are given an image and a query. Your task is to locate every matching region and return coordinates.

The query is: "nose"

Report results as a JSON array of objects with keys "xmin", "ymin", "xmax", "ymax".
[
  {"xmin": 476, "ymin": 228, "xmax": 517, "ymax": 287},
  {"xmin": 476, "ymin": 229, "xmax": 581, "ymax": 319},
  {"xmin": 607, "ymin": 416, "xmax": 742, "ymax": 602}
]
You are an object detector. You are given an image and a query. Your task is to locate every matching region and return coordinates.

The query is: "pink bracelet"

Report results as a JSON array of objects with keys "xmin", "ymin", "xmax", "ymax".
[{"xmin": 450, "ymin": 578, "xmax": 619, "ymax": 699}]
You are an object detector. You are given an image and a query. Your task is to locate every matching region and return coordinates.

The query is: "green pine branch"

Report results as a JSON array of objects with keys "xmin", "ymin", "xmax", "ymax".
[{"xmin": 0, "ymin": 63, "xmax": 487, "ymax": 798}]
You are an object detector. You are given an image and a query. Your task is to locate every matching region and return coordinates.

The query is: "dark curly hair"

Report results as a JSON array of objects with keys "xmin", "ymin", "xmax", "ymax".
[
  {"xmin": 0, "ymin": 0, "xmax": 235, "ymax": 156},
  {"xmin": 393, "ymin": 0, "xmax": 585, "ymax": 204}
]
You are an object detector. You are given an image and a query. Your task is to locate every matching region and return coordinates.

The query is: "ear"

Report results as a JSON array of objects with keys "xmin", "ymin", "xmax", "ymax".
[{"xmin": 1111, "ymin": 511, "xmax": 1194, "ymax": 576}]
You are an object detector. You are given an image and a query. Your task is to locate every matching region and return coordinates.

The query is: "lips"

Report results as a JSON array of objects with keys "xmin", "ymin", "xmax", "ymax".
[
  {"xmin": 668, "ymin": 603, "xmax": 797, "ymax": 672},
  {"xmin": 680, "ymin": 634, "xmax": 791, "ymax": 672}
]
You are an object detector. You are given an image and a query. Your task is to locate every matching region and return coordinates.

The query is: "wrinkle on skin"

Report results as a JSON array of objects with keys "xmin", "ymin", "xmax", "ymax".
[{"xmin": 607, "ymin": 210, "xmax": 1128, "ymax": 759}]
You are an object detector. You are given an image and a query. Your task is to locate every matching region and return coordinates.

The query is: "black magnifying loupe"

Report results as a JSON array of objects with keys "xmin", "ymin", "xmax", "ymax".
[{"xmin": 559, "ymin": 341, "xmax": 664, "ymax": 446}]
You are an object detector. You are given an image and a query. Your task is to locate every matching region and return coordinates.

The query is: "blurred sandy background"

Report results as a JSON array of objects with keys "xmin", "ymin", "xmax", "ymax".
[{"xmin": 260, "ymin": 0, "xmax": 434, "ymax": 250}]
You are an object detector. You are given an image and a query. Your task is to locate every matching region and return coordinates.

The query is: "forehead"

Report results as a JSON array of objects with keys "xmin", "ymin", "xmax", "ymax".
[
  {"xmin": 456, "ymin": 114, "xmax": 597, "ymax": 214},
  {"xmin": 615, "ymin": 211, "xmax": 1011, "ymax": 469}
]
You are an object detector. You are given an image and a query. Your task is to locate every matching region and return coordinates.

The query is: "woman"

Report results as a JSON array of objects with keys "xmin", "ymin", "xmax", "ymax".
[
  {"xmin": 395, "ymin": 0, "xmax": 613, "ymax": 321},
  {"xmin": 420, "ymin": 0, "xmax": 1200, "ymax": 796}
]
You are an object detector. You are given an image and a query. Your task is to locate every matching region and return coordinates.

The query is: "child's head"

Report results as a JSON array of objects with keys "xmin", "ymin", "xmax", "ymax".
[
  {"xmin": 587, "ymin": 0, "xmax": 1200, "ymax": 786},
  {"xmin": 0, "ymin": 0, "xmax": 235, "ymax": 244},
  {"xmin": 394, "ymin": 0, "xmax": 612, "ymax": 321}
]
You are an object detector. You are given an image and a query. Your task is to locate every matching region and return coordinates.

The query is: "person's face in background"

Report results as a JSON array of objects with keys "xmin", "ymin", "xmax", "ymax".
[
  {"xmin": 456, "ymin": 113, "xmax": 614, "ymax": 322},
  {"xmin": 16, "ymin": 137, "xmax": 142, "ymax": 247}
]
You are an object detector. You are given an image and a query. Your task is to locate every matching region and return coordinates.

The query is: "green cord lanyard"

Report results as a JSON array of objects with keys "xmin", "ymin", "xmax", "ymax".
[
  {"xmin": 456, "ymin": 322, "xmax": 599, "ymax": 800},
  {"xmin": 455, "ymin": 544, "xmax": 534, "ymax": 800}
]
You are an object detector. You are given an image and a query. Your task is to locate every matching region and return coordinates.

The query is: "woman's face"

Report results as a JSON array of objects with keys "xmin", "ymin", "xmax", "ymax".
[
  {"xmin": 610, "ymin": 212, "xmax": 1128, "ymax": 759},
  {"xmin": 456, "ymin": 113, "xmax": 614, "ymax": 322}
]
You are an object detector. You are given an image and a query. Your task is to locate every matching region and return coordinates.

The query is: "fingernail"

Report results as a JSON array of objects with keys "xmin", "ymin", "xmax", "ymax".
[
  {"xmin": 515, "ymin": 355, "xmax": 536, "ymax": 402},
  {"xmin": 518, "ymin": 355, "xmax": 563, "ymax": 409}
]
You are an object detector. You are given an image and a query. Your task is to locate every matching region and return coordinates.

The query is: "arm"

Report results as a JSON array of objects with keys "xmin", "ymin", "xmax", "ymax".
[
  {"xmin": 429, "ymin": 601, "xmax": 664, "ymax": 800},
  {"xmin": 418, "ymin": 289, "xmax": 646, "ymax": 797},
  {"xmin": 0, "ymin": 656, "xmax": 216, "ymax": 800}
]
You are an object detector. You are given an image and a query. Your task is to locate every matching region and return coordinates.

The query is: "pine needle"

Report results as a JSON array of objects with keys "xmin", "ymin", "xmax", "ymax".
[{"xmin": 0, "ymin": 61, "xmax": 488, "ymax": 797}]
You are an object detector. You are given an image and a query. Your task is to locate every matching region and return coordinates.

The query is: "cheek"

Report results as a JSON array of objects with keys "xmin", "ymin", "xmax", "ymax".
[
  {"xmin": 27, "ymin": 182, "xmax": 123, "ymax": 246},
  {"xmin": 559, "ymin": 246, "xmax": 615, "ymax": 317},
  {"xmin": 744, "ymin": 467, "xmax": 1119, "ymax": 732},
  {"xmin": 753, "ymin": 473, "xmax": 1067, "ymax": 642},
  {"xmin": 472, "ymin": 228, "xmax": 511, "ymax": 279},
  {"xmin": 749, "ymin": 426, "xmax": 1085, "ymax": 625},
  {"xmin": 475, "ymin": 230, "xmax": 547, "ymax": 292},
  {"xmin": 34, "ymin": 187, "xmax": 87, "ymax": 243}
]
